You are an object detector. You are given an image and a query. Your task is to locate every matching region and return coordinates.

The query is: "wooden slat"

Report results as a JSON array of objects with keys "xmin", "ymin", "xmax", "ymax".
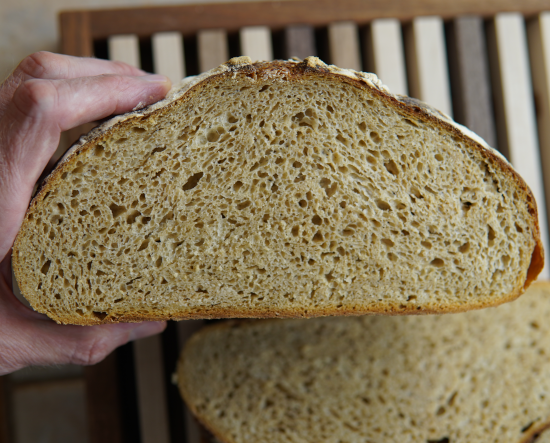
[
  {"xmin": 240, "ymin": 26, "xmax": 273, "ymax": 62},
  {"xmin": 405, "ymin": 16, "xmax": 453, "ymax": 117},
  {"xmin": 84, "ymin": 353, "xmax": 122, "ymax": 443},
  {"xmin": 284, "ymin": 25, "xmax": 316, "ymax": 59},
  {"xmin": 133, "ymin": 336, "xmax": 170, "ymax": 443},
  {"xmin": 108, "ymin": 34, "xmax": 141, "ymax": 67},
  {"xmin": 528, "ymin": 12, "xmax": 550, "ymax": 259},
  {"xmin": 447, "ymin": 16, "xmax": 497, "ymax": 148},
  {"xmin": 60, "ymin": 0, "xmax": 550, "ymax": 42},
  {"xmin": 328, "ymin": 21, "xmax": 361, "ymax": 71},
  {"xmin": 487, "ymin": 12, "xmax": 550, "ymax": 279},
  {"xmin": 59, "ymin": 10, "xmax": 94, "ymax": 149},
  {"xmin": 198, "ymin": 29, "xmax": 229, "ymax": 72},
  {"xmin": 59, "ymin": 10, "xmax": 93, "ymax": 57},
  {"xmin": 363, "ymin": 18, "xmax": 408, "ymax": 95},
  {"xmin": 152, "ymin": 32, "xmax": 186, "ymax": 84}
]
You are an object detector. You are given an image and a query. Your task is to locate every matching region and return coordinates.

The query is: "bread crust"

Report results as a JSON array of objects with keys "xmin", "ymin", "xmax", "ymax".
[{"xmin": 12, "ymin": 57, "xmax": 544, "ymax": 325}]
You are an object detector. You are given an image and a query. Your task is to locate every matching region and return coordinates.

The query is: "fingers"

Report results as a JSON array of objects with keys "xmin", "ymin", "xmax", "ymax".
[
  {"xmin": 4, "ymin": 73, "xmax": 169, "ymax": 179},
  {"xmin": 0, "ymin": 52, "xmax": 148, "ymax": 106},
  {"xmin": 12, "ymin": 73, "xmax": 170, "ymax": 131},
  {"xmin": 0, "ymin": 311, "xmax": 167, "ymax": 374},
  {"xmin": 17, "ymin": 52, "xmax": 147, "ymax": 80}
]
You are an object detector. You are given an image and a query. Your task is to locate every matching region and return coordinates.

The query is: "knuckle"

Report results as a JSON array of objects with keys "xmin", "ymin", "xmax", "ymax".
[
  {"xmin": 70, "ymin": 335, "xmax": 111, "ymax": 366},
  {"xmin": 17, "ymin": 51, "xmax": 57, "ymax": 79},
  {"xmin": 13, "ymin": 79, "xmax": 57, "ymax": 118}
]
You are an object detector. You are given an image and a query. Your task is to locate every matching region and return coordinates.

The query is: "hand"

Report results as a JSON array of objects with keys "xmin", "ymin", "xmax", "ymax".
[{"xmin": 0, "ymin": 52, "xmax": 172, "ymax": 375}]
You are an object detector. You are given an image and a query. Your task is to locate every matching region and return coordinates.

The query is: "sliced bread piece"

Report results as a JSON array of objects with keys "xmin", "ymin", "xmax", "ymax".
[
  {"xmin": 12, "ymin": 57, "xmax": 543, "ymax": 325},
  {"xmin": 177, "ymin": 281, "xmax": 550, "ymax": 443}
]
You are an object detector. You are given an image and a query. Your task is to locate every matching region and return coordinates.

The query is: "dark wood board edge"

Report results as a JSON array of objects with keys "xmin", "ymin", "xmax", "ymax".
[
  {"xmin": 0, "ymin": 377, "xmax": 10, "ymax": 443},
  {"xmin": 59, "ymin": 0, "xmax": 550, "ymax": 41},
  {"xmin": 84, "ymin": 353, "xmax": 123, "ymax": 443}
]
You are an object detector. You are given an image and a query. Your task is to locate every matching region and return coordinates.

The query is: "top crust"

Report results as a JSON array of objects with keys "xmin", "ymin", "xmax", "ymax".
[{"xmin": 12, "ymin": 57, "xmax": 544, "ymax": 324}]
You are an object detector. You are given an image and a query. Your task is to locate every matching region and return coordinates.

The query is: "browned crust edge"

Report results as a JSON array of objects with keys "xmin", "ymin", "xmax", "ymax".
[{"xmin": 11, "ymin": 57, "xmax": 544, "ymax": 325}]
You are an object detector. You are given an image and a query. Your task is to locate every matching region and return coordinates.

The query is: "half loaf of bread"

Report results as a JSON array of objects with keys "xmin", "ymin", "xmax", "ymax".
[
  {"xmin": 177, "ymin": 281, "xmax": 550, "ymax": 443},
  {"xmin": 12, "ymin": 56, "xmax": 543, "ymax": 325}
]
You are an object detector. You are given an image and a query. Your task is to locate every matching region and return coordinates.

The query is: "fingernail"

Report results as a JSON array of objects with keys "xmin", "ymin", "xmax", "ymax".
[
  {"xmin": 128, "ymin": 321, "xmax": 167, "ymax": 341},
  {"xmin": 141, "ymin": 74, "xmax": 170, "ymax": 83}
]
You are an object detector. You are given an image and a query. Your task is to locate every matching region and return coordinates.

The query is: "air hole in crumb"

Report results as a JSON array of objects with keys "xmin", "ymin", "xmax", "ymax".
[
  {"xmin": 93, "ymin": 311, "xmax": 108, "ymax": 321},
  {"xmin": 384, "ymin": 160, "xmax": 399, "ymax": 176},
  {"xmin": 320, "ymin": 178, "xmax": 337, "ymax": 197},
  {"xmin": 370, "ymin": 131, "xmax": 382, "ymax": 143},
  {"xmin": 41, "ymin": 260, "xmax": 51, "ymax": 275},
  {"xmin": 109, "ymin": 203, "xmax": 126, "ymax": 218},
  {"xmin": 488, "ymin": 226, "xmax": 496, "ymax": 244},
  {"xmin": 382, "ymin": 239, "xmax": 394, "ymax": 248},
  {"xmin": 233, "ymin": 181, "xmax": 243, "ymax": 191},
  {"xmin": 138, "ymin": 239, "xmax": 150, "ymax": 252},
  {"xmin": 376, "ymin": 200, "xmax": 391, "ymax": 211},
  {"xmin": 459, "ymin": 242, "xmax": 470, "ymax": 253},
  {"xmin": 182, "ymin": 172, "xmax": 204, "ymax": 191},
  {"xmin": 431, "ymin": 258, "xmax": 444, "ymax": 267},
  {"xmin": 237, "ymin": 200, "xmax": 251, "ymax": 210},
  {"xmin": 126, "ymin": 210, "xmax": 140, "ymax": 224},
  {"xmin": 312, "ymin": 232, "xmax": 324, "ymax": 243},
  {"xmin": 312, "ymin": 215, "xmax": 322, "ymax": 225}
]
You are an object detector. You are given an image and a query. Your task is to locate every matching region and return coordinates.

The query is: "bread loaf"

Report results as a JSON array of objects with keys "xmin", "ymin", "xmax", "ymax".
[
  {"xmin": 12, "ymin": 57, "xmax": 543, "ymax": 325},
  {"xmin": 177, "ymin": 281, "xmax": 550, "ymax": 443}
]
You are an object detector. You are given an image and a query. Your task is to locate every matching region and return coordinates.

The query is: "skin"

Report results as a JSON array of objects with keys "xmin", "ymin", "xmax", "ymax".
[{"xmin": 0, "ymin": 51, "xmax": 172, "ymax": 375}]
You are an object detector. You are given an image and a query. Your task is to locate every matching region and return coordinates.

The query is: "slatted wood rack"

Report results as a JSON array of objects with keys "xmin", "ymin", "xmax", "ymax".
[{"xmin": 6, "ymin": 0, "xmax": 550, "ymax": 441}]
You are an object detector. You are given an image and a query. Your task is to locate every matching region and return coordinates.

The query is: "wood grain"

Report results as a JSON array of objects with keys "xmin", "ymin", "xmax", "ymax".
[
  {"xmin": 198, "ymin": 29, "xmax": 229, "ymax": 72},
  {"xmin": 328, "ymin": 21, "xmax": 361, "ymax": 71},
  {"xmin": 152, "ymin": 32, "xmax": 186, "ymax": 84},
  {"xmin": 59, "ymin": 0, "xmax": 550, "ymax": 42},
  {"xmin": 363, "ymin": 18, "xmax": 408, "ymax": 95},
  {"xmin": 447, "ymin": 16, "xmax": 497, "ymax": 148},
  {"xmin": 84, "ymin": 353, "xmax": 122, "ymax": 443},
  {"xmin": 284, "ymin": 25, "xmax": 316, "ymax": 59},
  {"xmin": 59, "ymin": 10, "xmax": 93, "ymax": 57},
  {"xmin": 405, "ymin": 16, "xmax": 453, "ymax": 117},
  {"xmin": 488, "ymin": 12, "xmax": 550, "ymax": 279}
]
